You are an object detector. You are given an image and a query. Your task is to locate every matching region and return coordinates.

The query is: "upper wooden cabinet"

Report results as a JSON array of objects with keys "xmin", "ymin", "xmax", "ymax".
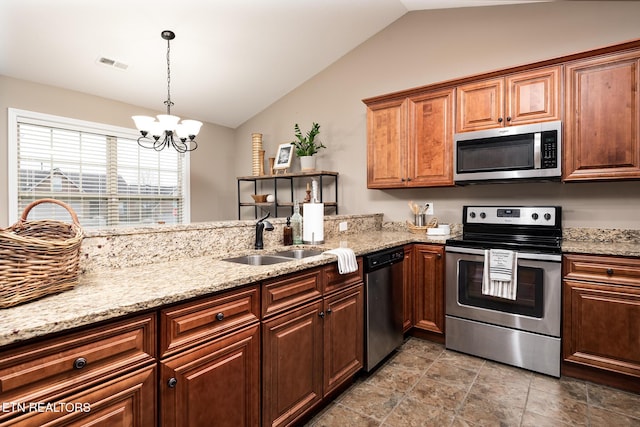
[
  {"xmin": 366, "ymin": 88, "xmax": 454, "ymax": 188},
  {"xmin": 563, "ymin": 50, "xmax": 640, "ymax": 181},
  {"xmin": 456, "ymin": 66, "xmax": 561, "ymax": 133}
]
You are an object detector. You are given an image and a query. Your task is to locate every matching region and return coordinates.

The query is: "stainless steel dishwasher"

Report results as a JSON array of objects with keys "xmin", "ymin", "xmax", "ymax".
[{"xmin": 363, "ymin": 246, "xmax": 405, "ymax": 372}]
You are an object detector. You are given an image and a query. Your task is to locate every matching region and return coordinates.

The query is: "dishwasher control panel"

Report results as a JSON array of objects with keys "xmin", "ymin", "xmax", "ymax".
[{"xmin": 364, "ymin": 247, "xmax": 404, "ymax": 271}]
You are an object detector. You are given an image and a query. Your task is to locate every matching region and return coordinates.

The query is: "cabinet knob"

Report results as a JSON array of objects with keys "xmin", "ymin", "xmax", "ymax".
[
  {"xmin": 437, "ymin": 253, "xmax": 442, "ymax": 258},
  {"xmin": 318, "ymin": 311, "xmax": 325, "ymax": 318},
  {"xmin": 168, "ymin": 377, "xmax": 178, "ymax": 388},
  {"xmin": 326, "ymin": 308, "xmax": 332, "ymax": 315},
  {"xmin": 606, "ymin": 268, "xmax": 614, "ymax": 276},
  {"xmin": 401, "ymin": 178, "xmax": 406, "ymax": 182},
  {"xmin": 506, "ymin": 116, "xmax": 512, "ymax": 122},
  {"xmin": 216, "ymin": 312, "xmax": 224, "ymax": 321},
  {"xmin": 73, "ymin": 357, "xmax": 87, "ymax": 370},
  {"xmin": 407, "ymin": 178, "xmax": 412, "ymax": 181},
  {"xmin": 498, "ymin": 117, "xmax": 503, "ymax": 123}
]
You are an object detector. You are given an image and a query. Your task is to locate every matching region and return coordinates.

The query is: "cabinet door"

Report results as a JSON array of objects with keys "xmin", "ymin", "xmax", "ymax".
[
  {"xmin": 262, "ymin": 300, "xmax": 323, "ymax": 427},
  {"xmin": 366, "ymin": 98, "xmax": 408, "ymax": 188},
  {"xmin": 506, "ymin": 66, "xmax": 561, "ymax": 126},
  {"xmin": 323, "ymin": 283, "xmax": 363, "ymax": 396},
  {"xmin": 160, "ymin": 324, "xmax": 260, "ymax": 427},
  {"xmin": 6, "ymin": 365, "xmax": 157, "ymax": 426},
  {"xmin": 413, "ymin": 245, "xmax": 445, "ymax": 339},
  {"xmin": 408, "ymin": 88, "xmax": 454, "ymax": 187},
  {"xmin": 563, "ymin": 279, "xmax": 640, "ymax": 378},
  {"xmin": 564, "ymin": 51, "xmax": 640, "ymax": 180},
  {"xmin": 402, "ymin": 245, "xmax": 414, "ymax": 332},
  {"xmin": 456, "ymin": 77, "xmax": 504, "ymax": 132}
]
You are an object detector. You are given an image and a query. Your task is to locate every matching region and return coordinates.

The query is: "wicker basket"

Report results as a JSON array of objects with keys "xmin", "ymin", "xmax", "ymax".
[
  {"xmin": 406, "ymin": 218, "xmax": 438, "ymax": 234},
  {"xmin": 0, "ymin": 199, "xmax": 84, "ymax": 308}
]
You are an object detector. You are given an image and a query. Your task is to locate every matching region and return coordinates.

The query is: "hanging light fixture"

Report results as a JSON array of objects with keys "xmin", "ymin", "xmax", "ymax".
[{"xmin": 132, "ymin": 30, "xmax": 202, "ymax": 153}]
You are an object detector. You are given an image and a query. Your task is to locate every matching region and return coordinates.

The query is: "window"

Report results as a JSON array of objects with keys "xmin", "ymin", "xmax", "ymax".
[{"xmin": 8, "ymin": 109, "xmax": 190, "ymax": 228}]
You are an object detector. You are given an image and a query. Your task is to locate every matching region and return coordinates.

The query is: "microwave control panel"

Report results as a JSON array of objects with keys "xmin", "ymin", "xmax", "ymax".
[{"xmin": 541, "ymin": 131, "xmax": 558, "ymax": 169}]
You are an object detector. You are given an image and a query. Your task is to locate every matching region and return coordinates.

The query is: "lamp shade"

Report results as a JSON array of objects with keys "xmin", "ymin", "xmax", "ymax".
[
  {"xmin": 181, "ymin": 120, "xmax": 203, "ymax": 137},
  {"xmin": 132, "ymin": 115, "xmax": 155, "ymax": 131}
]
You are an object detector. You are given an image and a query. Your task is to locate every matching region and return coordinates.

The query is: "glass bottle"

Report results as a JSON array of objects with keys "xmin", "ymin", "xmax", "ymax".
[
  {"xmin": 283, "ymin": 217, "xmax": 293, "ymax": 246},
  {"xmin": 291, "ymin": 201, "xmax": 303, "ymax": 245}
]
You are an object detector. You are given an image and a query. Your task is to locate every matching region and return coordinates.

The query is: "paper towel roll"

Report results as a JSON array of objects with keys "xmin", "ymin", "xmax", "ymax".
[{"xmin": 303, "ymin": 203, "xmax": 324, "ymax": 244}]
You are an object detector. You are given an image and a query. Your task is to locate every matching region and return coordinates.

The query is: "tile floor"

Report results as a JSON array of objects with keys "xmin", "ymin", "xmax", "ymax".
[{"xmin": 306, "ymin": 337, "xmax": 640, "ymax": 427}]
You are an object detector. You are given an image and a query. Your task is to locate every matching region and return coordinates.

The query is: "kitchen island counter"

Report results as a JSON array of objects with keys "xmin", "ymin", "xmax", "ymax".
[{"xmin": 0, "ymin": 230, "xmax": 447, "ymax": 348}]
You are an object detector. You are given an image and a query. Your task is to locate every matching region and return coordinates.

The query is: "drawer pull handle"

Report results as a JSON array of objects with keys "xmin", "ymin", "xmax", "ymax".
[
  {"xmin": 73, "ymin": 357, "xmax": 87, "ymax": 370},
  {"xmin": 168, "ymin": 377, "xmax": 178, "ymax": 388},
  {"xmin": 216, "ymin": 312, "xmax": 224, "ymax": 321},
  {"xmin": 606, "ymin": 268, "xmax": 614, "ymax": 276}
]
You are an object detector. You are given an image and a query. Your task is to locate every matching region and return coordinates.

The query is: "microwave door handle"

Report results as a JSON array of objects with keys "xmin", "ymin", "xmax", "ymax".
[{"xmin": 534, "ymin": 132, "xmax": 541, "ymax": 169}]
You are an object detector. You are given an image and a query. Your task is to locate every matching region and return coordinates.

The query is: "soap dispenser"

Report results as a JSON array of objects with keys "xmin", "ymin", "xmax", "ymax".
[
  {"xmin": 283, "ymin": 217, "xmax": 293, "ymax": 246},
  {"xmin": 291, "ymin": 201, "xmax": 303, "ymax": 245}
]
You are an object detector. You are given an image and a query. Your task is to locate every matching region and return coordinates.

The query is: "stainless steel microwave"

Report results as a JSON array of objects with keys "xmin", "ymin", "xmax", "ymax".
[{"xmin": 453, "ymin": 121, "xmax": 562, "ymax": 184}]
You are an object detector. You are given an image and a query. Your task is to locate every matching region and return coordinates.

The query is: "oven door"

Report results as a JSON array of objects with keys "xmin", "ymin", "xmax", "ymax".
[{"xmin": 445, "ymin": 246, "xmax": 561, "ymax": 337}]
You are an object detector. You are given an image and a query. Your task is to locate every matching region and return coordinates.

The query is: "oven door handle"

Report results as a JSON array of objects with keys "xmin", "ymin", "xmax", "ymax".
[{"xmin": 445, "ymin": 246, "xmax": 561, "ymax": 262}]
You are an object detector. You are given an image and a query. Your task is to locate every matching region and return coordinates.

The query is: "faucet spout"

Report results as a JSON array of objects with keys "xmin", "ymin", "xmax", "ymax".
[{"xmin": 255, "ymin": 212, "xmax": 274, "ymax": 250}]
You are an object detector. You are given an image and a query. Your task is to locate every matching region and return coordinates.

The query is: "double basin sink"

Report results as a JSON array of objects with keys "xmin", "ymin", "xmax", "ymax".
[{"xmin": 223, "ymin": 249, "xmax": 325, "ymax": 266}]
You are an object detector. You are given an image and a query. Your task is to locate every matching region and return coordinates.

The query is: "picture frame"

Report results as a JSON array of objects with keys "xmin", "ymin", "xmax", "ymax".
[{"xmin": 274, "ymin": 143, "xmax": 293, "ymax": 170}]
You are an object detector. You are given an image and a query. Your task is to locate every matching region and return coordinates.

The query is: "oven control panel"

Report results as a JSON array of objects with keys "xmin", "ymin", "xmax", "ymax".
[{"xmin": 464, "ymin": 206, "xmax": 558, "ymax": 226}]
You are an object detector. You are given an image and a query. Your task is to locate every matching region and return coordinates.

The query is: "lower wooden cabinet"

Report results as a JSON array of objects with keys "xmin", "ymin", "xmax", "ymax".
[
  {"xmin": 402, "ymin": 244, "xmax": 415, "ymax": 332},
  {"xmin": 413, "ymin": 244, "xmax": 445, "ymax": 341},
  {"xmin": 322, "ymin": 284, "xmax": 364, "ymax": 396},
  {"xmin": 6, "ymin": 365, "xmax": 157, "ymax": 426},
  {"xmin": 262, "ymin": 265, "xmax": 364, "ymax": 427},
  {"xmin": 562, "ymin": 254, "xmax": 640, "ymax": 393},
  {"xmin": 160, "ymin": 324, "xmax": 260, "ymax": 426},
  {"xmin": 262, "ymin": 300, "xmax": 324, "ymax": 427}
]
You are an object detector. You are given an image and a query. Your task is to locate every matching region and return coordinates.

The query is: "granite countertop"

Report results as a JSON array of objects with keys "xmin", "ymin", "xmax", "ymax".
[
  {"xmin": 2, "ymin": 226, "xmax": 638, "ymax": 349},
  {"xmin": 0, "ymin": 231, "xmax": 447, "ymax": 348}
]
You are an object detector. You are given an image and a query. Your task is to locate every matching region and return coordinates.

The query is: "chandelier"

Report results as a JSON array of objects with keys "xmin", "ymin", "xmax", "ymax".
[{"xmin": 132, "ymin": 30, "xmax": 202, "ymax": 153}]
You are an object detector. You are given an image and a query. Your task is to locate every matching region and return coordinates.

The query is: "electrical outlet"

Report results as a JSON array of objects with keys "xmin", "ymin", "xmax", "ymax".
[
  {"xmin": 425, "ymin": 202, "xmax": 434, "ymax": 215},
  {"xmin": 339, "ymin": 221, "xmax": 348, "ymax": 232}
]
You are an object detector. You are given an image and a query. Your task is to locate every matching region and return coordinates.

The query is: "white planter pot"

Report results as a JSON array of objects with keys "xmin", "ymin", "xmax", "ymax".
[{"xmin": 299, "ymin": 156, "xmax": 316, "ymax": 171}]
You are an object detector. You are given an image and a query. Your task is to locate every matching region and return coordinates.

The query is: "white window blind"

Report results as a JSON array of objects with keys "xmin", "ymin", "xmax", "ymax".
[{"xmin": 8, "ymin": 109, "xmax": 189, "ymax": 228}]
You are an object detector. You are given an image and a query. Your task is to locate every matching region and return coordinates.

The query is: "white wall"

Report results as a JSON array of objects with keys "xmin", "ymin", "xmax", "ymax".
[{"xmin": 234, "ymin": 1, "xmax": 640, "ymax": 229}]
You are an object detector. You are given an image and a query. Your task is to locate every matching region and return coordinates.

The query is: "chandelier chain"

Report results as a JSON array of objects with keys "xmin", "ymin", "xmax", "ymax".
[{"xmin": 164, "ymin": 36, "xmax": 174, "ymax": 114}]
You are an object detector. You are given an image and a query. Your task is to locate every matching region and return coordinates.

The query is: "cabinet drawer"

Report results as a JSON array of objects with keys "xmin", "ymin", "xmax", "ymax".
[
  {"xmin": 323, "ymin": 258, "xmax": 363, "ymax": 294},
  {"xmin": 0, "ymin": 313, "xmax": 155, "ymax": 421},
  {"xmin": 564, "ymin": 254, "xmax": 640, "ymax": 287},
  {"xmin": 262, "ymin": 267, "xmax": 322, "ymax": 318},
  {"xmin": 160, "ymin": 285, "xmax": 260, "ymax": 358}
]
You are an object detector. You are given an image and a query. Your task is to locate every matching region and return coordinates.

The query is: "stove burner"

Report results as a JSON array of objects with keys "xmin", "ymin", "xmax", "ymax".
[{"xmin": 448, "ymin": 205, "xmax": 562, "ymax": 254}]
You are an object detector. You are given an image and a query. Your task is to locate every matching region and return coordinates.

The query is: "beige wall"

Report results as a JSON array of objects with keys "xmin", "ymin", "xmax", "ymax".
[
  {"xmin": 235, "ymin": 1, "xmax": 640, "ymax": 229},
  {"xmin": 0, "ymin": 75, "xmax": 235, "ymax": 227}
]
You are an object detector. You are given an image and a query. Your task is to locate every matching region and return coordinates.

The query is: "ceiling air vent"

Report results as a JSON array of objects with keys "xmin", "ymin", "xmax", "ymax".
[{"xmin": 96, "ymin": 56, "xmax": 128, "ymax": 71}]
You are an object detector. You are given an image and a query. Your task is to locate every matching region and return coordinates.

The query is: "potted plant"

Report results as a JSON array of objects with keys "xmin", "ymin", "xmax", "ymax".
[{"xmin": 290, "ymin": 122, "xmax": 325, "ymax": 171}]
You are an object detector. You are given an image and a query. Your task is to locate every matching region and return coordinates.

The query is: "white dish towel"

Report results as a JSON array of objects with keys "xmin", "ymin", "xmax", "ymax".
[
  {"xmin": 482, "ymin": 249, "xmax": 518, "ymax": 300},
  {"xmin": 323, "ymin": 247, "xmax": 358, "ymax": 274}
]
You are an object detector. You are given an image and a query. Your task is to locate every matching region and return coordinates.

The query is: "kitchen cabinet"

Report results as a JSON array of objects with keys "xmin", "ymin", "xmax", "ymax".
[
  {"xmin": 413, "ymin": 244, "xmax": 445, "ymax": 342},
  {"xmin": 365, "ymin": 88, "xmax": 454, "ymax": 188},
  {"xmin": 456, "ymin": 66, "xmax": 561, "ymax": 133},
  {"xmin": 562, "ymin": 254, "xmax": 640, "ymax": 393},
  {"xmin": 0, "ymin": 314, "xmax": 157, "ymax": 426},
  {"xmin": 237, "ymin": 171, "xmax": 338, "ymax": 219},
  {"xmin": 261, "ymin": 262, "xmax": 364, "ymax": 427},
  {"xmin": 402, "ymin": 244, "xmax": 415, "ymax": 332},
  {"xmin": 563, "ymin": 49, "xmax": 640, "ymax": 181},
  {"xmin": 159, "ymin": 285, "xmax": 261, "ymax": 426}
]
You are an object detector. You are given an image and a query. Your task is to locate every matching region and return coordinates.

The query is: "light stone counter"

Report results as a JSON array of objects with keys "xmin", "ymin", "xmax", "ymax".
[{"xmin": 0, "ymin": 230, "xmax": 450, "ymax": 348}]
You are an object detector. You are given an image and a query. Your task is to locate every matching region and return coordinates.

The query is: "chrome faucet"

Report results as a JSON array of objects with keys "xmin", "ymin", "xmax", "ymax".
[{"xmin": 255, "ymin": 212, "xmax": 274, "ymax": 250}]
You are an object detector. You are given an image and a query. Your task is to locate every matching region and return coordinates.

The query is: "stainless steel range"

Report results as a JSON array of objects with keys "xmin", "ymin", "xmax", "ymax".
[{"xmin": 445, "ymin": 206, "xmax": 562, "ymax": 377}]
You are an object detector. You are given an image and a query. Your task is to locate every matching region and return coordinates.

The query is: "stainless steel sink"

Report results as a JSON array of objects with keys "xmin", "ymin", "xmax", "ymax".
[
  {"xmin": 274, "ymin": 249, "xmax": 325, "ymax": 259},
  {"xmin": 223, "ymin": 254, "xmax": 292, "ymax": 266}
]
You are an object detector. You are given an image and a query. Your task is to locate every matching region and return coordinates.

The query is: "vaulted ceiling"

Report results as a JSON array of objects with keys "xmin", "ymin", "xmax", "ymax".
[{"xmin": 0, "ymin": 0, "xmax": 549, "ymax": 128}]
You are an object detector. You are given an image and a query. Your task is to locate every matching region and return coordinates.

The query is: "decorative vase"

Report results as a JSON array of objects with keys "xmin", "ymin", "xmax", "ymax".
[
  {"xmin": 251, "ymin": 133, "xmax": 263, "ymax": 176},
  {"xmin": 299, "ymin": 156, "xmax": 316, "ymax": 171}
]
